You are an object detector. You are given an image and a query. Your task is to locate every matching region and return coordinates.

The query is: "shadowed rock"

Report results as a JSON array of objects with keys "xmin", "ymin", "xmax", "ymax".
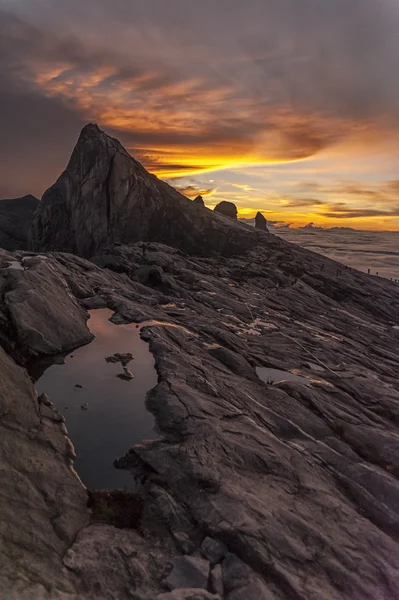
[
  {"xmin": 193, "ymin": 195, "xmax": 205, "ymax": 206},
  {"xmin": 29, "ymin": 124, "xmax": 261, "ymax": 258},
  {"xmin": 213, "ymin": 201, "xmax": 237, "ymax": 219},
  {"xmin": 255, "ymin": 211, "xmax": 269, "ymax": 232}
]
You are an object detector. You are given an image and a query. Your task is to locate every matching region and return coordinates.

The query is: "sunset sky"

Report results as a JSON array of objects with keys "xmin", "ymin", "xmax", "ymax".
[{"xmin": 1, "ymin": 0, "xmax": 399, "ymax": 229}]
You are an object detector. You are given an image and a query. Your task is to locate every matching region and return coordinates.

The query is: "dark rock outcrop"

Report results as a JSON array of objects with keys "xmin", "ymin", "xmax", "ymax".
[
  {"xmin": 255, "ymin": 211, "xmax": 268, "ymax": 232},
  {"xmin": 0, "ymin": 195, "xmax": 39, "ymax": 250},
  {"xmin": 193, "ymin": 195, "xmax": 205, "ymax": 206},
  {"xmin": 30, "ymin": 124, "xmax": 260, "ymax": 258},
  {"xmin": 213, "ymin": 201, "xmax": 237, "ymax": 219}
]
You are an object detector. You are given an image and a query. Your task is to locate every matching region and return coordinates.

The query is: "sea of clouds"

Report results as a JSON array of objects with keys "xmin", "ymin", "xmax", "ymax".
[{"xmin": 241, "ymin": 220, "xmax": 399, "ymax": 281}]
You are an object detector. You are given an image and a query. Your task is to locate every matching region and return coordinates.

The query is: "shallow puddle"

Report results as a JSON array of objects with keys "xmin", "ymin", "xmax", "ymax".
[
  {"xmin": 6, "ymin": 260, "xmax": 24, "ymax": 271},
  {"xmin": 256, "ymin": 367, "xmax": 311, "ymax": 386},
  {"xmin": 36, "ymin": 309, "xmax": 158, "ymax": 490}
]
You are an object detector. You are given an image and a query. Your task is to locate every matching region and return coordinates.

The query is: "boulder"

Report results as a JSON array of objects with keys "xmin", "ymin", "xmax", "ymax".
[
  {"xmin": 213, "ymin": 201, "xmax": 237, "ymax": 219},
  {"xmin": 164, "ymin": 556, "xmax": 210, "ymax": 591},
  {"xmin": 5, "ymin": 260, "xmax": 93, "ymax": 356},
  {"xmin": 255, "ymin": 212, "xmax": 269, "ymax": 232},
  {"xmin": 200, "ymin": 538, "xmax": 227, "ymax": 566}
]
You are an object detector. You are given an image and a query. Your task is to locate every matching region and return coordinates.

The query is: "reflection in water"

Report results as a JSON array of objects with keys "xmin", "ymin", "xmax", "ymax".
[
  {"xmin": 36, "ymin": 309, "xmax": 158, "ymax": 490},
  {"xmin": 6, "ymin": 260, "xmax": 24, "ymax": 271},
  {"xmin": 256, "ymin": 366, "xmax": 311, "ymax": 386}
]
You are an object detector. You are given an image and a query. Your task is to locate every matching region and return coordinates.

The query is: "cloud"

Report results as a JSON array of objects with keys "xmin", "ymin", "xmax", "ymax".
[
  {"xmin": 322, "ymin": 205, "xmax": 399, "ymax": 219},
  {"xmin": 172, "ymin": 184, "xmax": 216, "ymax": 199},
  {"xmin": 1, "ymin": 0, "xmax": 399, "ymax": 231},
  {"xmin": 280, "ymin": 197, "xmax": 326, "ymax": 207}
]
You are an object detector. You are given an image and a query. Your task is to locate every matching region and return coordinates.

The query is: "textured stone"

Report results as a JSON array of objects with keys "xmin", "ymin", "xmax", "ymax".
[
  {"xmin": 5, "ymin": 259, "xmax": 93, "ymax": 357},
  {"xmin": 30, "ymin": 125, "xmax": 261, "ymax": 258},
  {"xmin": 209, "ymin": 565, "xmax": 223, "ymax": 597},
  {"xmin": 213, "ymin": 201, "xmax": 237, "ymax": 219},
  {"xmin": 227, "ymin": 579, "xmax": 276, "ymax": 600},
  {"xmin": 255, "ymin": 211, "xmax": 269, "ymax": 232},
  {"xmin": 201, "ymin": 538, "xmax": 227, "ymax": 566},
  {"xmin": 221, "ymin": 554, "xmax": 252, "ymax": 594},
  {"xmin": 164, "ymin": 556, "xmax": 210, "ymax": 591},
  {"xmin": 154, "ymin": 590, "xmax": 220, "ymax": 600}
]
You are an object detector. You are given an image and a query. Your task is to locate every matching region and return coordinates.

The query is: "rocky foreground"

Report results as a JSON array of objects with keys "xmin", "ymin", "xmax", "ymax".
[
  {"xmin": 1, "ymin": 234, "xmax": 399, "ymax": 600},
  {"xmin": 1, "ymin": 125, "xmax": 399, "ymax": 599}
]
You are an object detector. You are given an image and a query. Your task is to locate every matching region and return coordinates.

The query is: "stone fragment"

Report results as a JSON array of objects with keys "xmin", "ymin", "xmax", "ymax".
[
  {"xmin": 164, "ymin": 556, "xmax": 210, "ymax": 591},
  {"xmin": 200, "ymin": 538, "xmax": 227, "ymax": 565},
  {"xmin": 221, "ymin": 554, "xmax": 252, "ymax": 594},
  {"xmin": 209, "ymin": 564, "xmax": 223, "ymax": 597},
  {"xmin": 116, "ymin": 367, "xmax": 134, "ymax": 381},
  {"xmin": 173, "ymin": 532, "xmax": 196, "ymax": 555}
]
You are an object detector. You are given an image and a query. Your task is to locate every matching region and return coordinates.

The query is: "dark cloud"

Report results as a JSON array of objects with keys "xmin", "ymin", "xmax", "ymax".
[
  {"xmin": 1, "ymin": 0, "xmax": 399, "ymax": 205},
  {"xmin": 323, "ymin": 205, "xmax": 399, "ymax": 219}
]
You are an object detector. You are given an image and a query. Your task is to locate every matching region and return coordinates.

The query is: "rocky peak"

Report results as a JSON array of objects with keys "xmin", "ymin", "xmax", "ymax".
[
  {"xmin": 255, "ymin": 211, "xmax": 269, "ymax": 232},
  {"xmin": 213, "ymin": 201, "xmax": 238, "ymax": 219},
  {"xmin": 29, "ymin": 125, "xmax": 261, "ymax": 258},
  {"xmin": 193, "ymin": 195, "xmax": 205, "ymax": 206}
]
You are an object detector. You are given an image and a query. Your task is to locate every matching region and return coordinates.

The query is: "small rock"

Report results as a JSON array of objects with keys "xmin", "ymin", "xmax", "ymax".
[
  {"xmin": 105, "ymin": 352, "xmax": 134, "ymax": 366},
  {"xmin": 255, "ymin": 212, "xmax": 269, "ymax": 232},
  {"xmin": 210, "ymin": 564, "xmax": 223, "ymax": 596},
  {"xmin": 37, "ymin": 392, "xmax": 52, "ymax": 407},
  {"xmin": 164, "ymin": 556, "xmax": 210, "ymax": 591},
  {"xmin": 227, "ymin": 579, "xmax": 276, "ymax": 600},
  {"xmin": 173, "ymin": 532, "xmax": 196, "ymax": 555},
  {"xmin": 155, "ymin": 590, "xmax": 220, "ymax": 599},
  {"xmin": 75, "ymin": 384, "xmax": 83, "ymax": 389},
  {"xmin": 201, "ymin": 537, "xmax": 227, "ymax": 565},
  {"xmin": 116, "ymin": 367, "xmax": 134, "ymax": 381},
  {"xmin": 81, "ymin": 403, "xmax": 89, "ymax": 411},
  {"xmin": 222, "ymin": 553, "xmax": 252, "ymax": 594}
]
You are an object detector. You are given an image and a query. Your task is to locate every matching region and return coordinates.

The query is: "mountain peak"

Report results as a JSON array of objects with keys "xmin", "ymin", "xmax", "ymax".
[{"xmin": 30, "ymin": 125, "xmax": 265, "ymax": 257}]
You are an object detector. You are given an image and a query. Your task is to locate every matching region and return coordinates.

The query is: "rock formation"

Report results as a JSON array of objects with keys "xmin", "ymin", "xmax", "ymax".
[
  {"xmin": 193, "ymin": 195, "xmax": 205, "ymax": 206},
  {"xmin": 255, "ymin": 211, "xmax": 268, "ymax": 232},
  {"xmin": 1, "ymin": 233, "xmax": 399, "ymax": 598},
  {"xmin": 0, "ymin": 194, "xmax": 39, "ymax": 250},
  {"xmin": 2, "ymin": 123, "xmax": 399, "ymax": 599},
  {"xmin": 30, "ymin": 125, "xmax": 259, "ymax": 258},
  {"xmin": 213, "ymin": 201, "xmax": 237, "ymax": 219}
]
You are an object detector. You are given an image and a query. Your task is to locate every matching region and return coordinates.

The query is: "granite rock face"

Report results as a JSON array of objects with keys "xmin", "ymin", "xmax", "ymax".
[
  {"xmin": 30, "ymin": 125, "xmax": 261, "ymax": 258},
  {"xmin": 213, "ymin": 202, "xmax": 237, "ymax": 220},
  {"xmin": 0, "ymin": 195, "xmax": 39, "ymax": 250},
  {"xmin": 255, "ymin": 211, "xmax": 268, "ymax": 232}
]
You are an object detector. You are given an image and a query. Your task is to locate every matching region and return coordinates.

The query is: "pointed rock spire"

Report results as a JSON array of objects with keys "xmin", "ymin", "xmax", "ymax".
[{"xmin": 30, "ymin": 125, "xmax": 261, "ymax": 257}]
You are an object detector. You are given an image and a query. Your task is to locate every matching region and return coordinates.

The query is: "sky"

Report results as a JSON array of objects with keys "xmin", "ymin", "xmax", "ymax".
[{"xmin": 1, "ymin": 0, "xmax": 399, "ymax": 230}]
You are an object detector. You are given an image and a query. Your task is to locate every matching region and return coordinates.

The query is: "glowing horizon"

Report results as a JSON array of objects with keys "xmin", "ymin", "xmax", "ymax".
[{"xmin": 1, "ymin": 1, "xmax": 399, "ymax": 231}]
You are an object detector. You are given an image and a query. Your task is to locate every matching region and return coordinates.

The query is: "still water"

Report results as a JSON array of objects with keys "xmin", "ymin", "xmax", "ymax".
[{"xmin": 36, "ymin": 309, "xmax": 158, "ymax": 490}]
